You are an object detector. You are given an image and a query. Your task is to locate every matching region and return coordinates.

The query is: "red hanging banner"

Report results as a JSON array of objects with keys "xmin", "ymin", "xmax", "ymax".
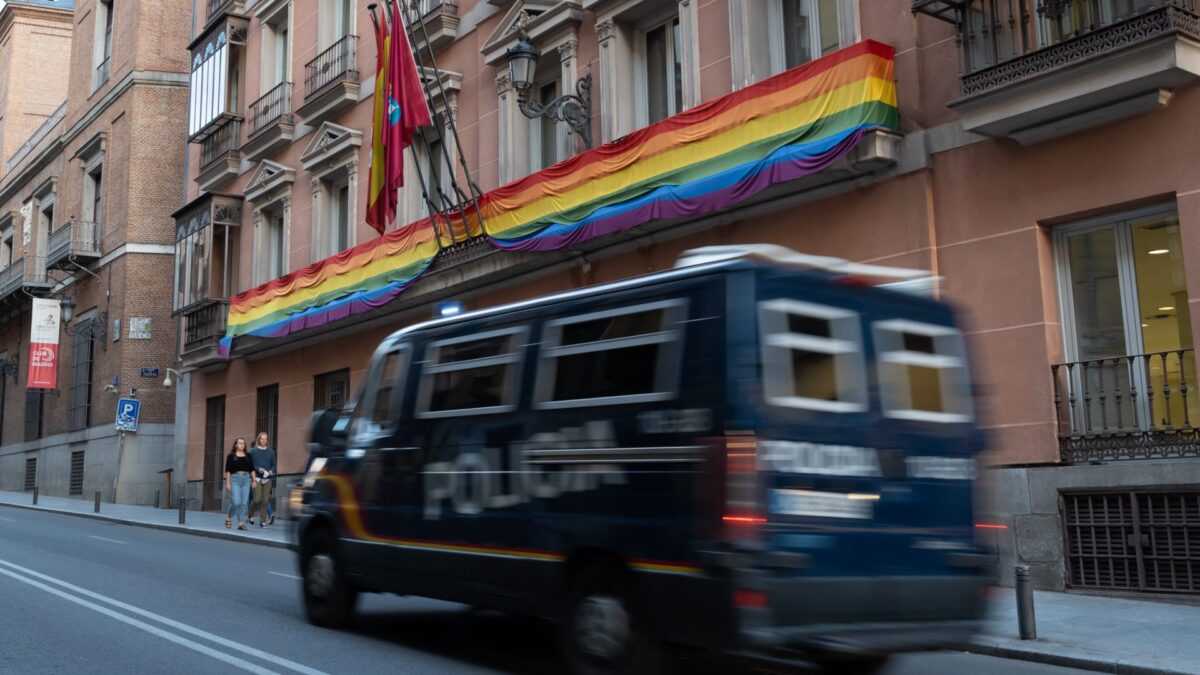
[{"xmin": 27, "ymin": 298, "xmax": 60, "ymax": 390}]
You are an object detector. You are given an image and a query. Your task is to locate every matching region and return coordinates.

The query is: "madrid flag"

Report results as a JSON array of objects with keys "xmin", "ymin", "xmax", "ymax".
[{"xmin": 387, "ymin": 0, "xmax": 432, "ymax": 197}]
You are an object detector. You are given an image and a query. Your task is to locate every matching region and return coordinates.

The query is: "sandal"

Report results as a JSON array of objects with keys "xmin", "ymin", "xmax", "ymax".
[
  {"xmin": 238, "ymin": 523, "xmax": 247, "ymax": 530},
  {"xmin": 225, "ymin": 518, "xmax": 231, "ymax": 529}
]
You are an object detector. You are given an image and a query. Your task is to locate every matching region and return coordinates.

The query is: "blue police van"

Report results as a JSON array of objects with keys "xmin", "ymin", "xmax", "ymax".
[{"xmin": 292, "ymin": 245, "xmax": 993, "ymax": 673}]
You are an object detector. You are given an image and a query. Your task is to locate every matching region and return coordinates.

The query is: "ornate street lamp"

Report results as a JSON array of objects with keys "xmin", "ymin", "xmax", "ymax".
[
  {"xmin": 0, "ymin": 352, "xmax": 16, "ymax": 383},
  {"xmin": 59, "ymin": 297, "xmax": 108, "ymax": 341},
  {"xmin": 506, "ymin": 33, "xmax": 594, "ymax": 149}
]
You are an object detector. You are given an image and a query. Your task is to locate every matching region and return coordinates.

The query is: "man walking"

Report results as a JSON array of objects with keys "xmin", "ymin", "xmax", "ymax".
[{"xmin": 250, "ymin": 432, "xmax": 277, "ymax": 527}]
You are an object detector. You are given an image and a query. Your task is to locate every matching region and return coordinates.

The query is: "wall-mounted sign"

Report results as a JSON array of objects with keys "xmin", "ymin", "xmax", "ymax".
[
  {"xmin": 128, "ymin": 317, "xmax": 151, "ymax": 340},
  {"xmin": 113, "ymin": 318, "xmax": 121, "ymax": 342},
  {"xmin": 115, "ymin": 397, "xmax": 140, "ymax": 433},
  {"xmin": 140, "ymin": 368, "xmax": 160, "ymax": 378},
  {"xmin": 27, "ymin": 298, "xmax": 59, "ymax": 389}
]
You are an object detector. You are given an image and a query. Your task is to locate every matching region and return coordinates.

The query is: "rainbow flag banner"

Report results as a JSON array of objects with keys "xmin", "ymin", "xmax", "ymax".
[
  {"xmin": 218, "ymin": 41, "xmax": 896, "ymax": 355},
  {"xmin": 219, "ymin": 219, "xmax": 439, "ymax": 354},
  {"xmin": 479, "ymin": 40, "xmax": 897, "ymax": 250}
]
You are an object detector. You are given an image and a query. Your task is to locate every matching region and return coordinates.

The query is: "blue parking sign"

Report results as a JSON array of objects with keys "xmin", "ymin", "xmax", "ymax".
[{"xmin": 115, "ymin": 398, "xmax": 140, "ymax": 432}]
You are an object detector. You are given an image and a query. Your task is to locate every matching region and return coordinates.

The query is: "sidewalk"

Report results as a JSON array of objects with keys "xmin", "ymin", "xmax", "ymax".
[
  {"xmin": 968, "ymin": 587, "xmax": 1200, "ymax": 674},
  {"xmin": 0, "ymin": 489, "xmax": 289, "ymax": 548},
  {"xmin": 3, "ymin": 489, "xmax": 1198, "ymax": 674}
]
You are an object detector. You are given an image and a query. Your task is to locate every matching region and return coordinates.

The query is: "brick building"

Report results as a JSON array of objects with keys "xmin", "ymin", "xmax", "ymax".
[
  {"xmin": 175, "ymin": 0, "xmax": 1200, "ymax": 594},
  {"xmin": 0, "ymin": 0, "xmax": 191, "ymax": 504}
]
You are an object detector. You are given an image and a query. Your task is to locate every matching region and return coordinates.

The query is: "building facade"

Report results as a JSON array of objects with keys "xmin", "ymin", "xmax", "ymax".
[
  {"xmin": 177, "ymin": 0, "xmax": 1200, "ymax": 594},
  {"xmin": 0, "ymin": 0, "xmax": 191, "ymax": 505}
]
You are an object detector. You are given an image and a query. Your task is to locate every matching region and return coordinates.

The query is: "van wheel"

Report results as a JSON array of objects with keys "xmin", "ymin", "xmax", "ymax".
[
  {"xmin": 562, "ymin": 564, "xmax": 659, "ymax": 675},
  {"xmin": 301, "ymin": 528, "xmax": 358, "ymax": 628},
  {"xmin": 814, "ymin": 654, "xmax": 890, "ymax": 675}
]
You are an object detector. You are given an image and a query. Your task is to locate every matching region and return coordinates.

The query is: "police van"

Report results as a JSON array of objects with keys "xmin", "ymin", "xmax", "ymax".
[{"xmin": 293, "ymin": 245, "xmax": 992, "ymax": 674}]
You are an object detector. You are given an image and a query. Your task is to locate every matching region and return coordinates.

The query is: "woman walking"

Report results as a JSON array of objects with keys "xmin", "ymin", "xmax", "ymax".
[{"xmin": 225, "ymin": 437, "xmax": 254, "ymax": 530}]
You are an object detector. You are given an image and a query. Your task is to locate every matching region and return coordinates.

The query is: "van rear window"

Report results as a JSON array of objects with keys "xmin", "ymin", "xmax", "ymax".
[
  {"xmin": 418, "ymin": 328, "xmax": 525, "ymax": 417},
  {"xmin": 872, "ymin": 319, "xmax": 972, "ymax": 423},
  {"xmin": 758, "ymin": 299, "xmax": 867, "ymax": 412},
  {"xmin": 537, "ymin": 301, "xmax": 685, "ymax": 408}
]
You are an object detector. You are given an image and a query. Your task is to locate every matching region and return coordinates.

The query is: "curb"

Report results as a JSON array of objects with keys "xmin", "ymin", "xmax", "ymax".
[
  {"xmin": 0, "ymin": 501, "xmax": 292, "ymax": 550},
  {"xmin": 964, "ymin": 639, "xmax": 1199, "ymax": 675}
]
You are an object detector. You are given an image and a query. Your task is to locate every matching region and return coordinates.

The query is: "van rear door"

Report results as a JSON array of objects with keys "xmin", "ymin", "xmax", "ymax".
[{"xmin": 733, "ymin": 272, "xmax": 984, "ymax": 625}]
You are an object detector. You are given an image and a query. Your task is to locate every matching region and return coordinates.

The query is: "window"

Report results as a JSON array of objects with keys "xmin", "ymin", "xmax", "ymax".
[
  {"xmin": 38, "ymin": 196, "xmax": 55, "ymax": 237},
  {"xmin": 419, "ymin": 328, "xmax": 525, "ymax": 417},
  {"xmin": 730, "ymin": 0, "xmax": 858, "ymax": 87},
  {"xmin": 261, "ymin": 7, "xmax": 291, "ymax": 90},
  {"xmin": 533, "ymin": 80, "xmax": 562, "ymax": 171},
  {"xmin": 538, "ymin": 301, "xmax": 685, "ymax": 407},
  {"xmin": 313, "ymin": 169, "xmax": 355, "ymax": 258},
  {"xmin": 759, "ymin": 299, "xmax": 867, "ymax": 412},
  {"xmin": 24, "ymin": 390, "xmax": 44, "ymax": 442},
  {"xmin": 86, "ymin": 165, "xmax": 104, "ymax": 226},
  {"xmin": 1054, "ymin": 208, "xmax": 1197, "ymax": 434},
  {"xmin": 321, "ymin": 0, "xmax": 355, "ymax": 48},
  {"xmin": 353, "ymin": 347, "xmax": 407, "ymax": 437},
  {"xmin": 202, "ymin": 395, "xmax": 226, "ymax": 511},
  {"xmin": 69, "ymin": 451, "xmax": 85, "ymax": 496},
  {"xmin": 266, "ymin": 209, "xmax": 285, "ymax": 279},
  {"xmin": 641, "ymin": 15, "xmax": 682, "ymax": 125},
  {"xmin": 68, "ymin": 320, "xmax": 97, "ymax": 431},
  {"xmin": 873, "ymin": 319, "xmax": 971, "ymax": 423},
  {"xmin": 256, "ymin": 384, "xmax": 279, "ymax": 447},
  {"xmin": 1, "ymin": 227, "xmax": 12, "ymax": 269},
  {"xmin": 314, "ymin": 368, "xmax": 351, "ymax": 411},
  {"xmin": 0, "ymin": 356, "xmax": 7, "ymax": 443},
  {"xmin": 332, "ymin": 182, "xmax": 350, "ymax": 253},
  {"xmin": 94, "ymin": 0, "xmax": 114, "ymax": 88}
]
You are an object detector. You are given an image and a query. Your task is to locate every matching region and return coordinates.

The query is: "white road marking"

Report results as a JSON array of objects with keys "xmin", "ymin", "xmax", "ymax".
[
  {"xmin": 0, "ymin": 517, "xmax": 15, "ymax": 522},
  {"xmin": 269, "ymin": 572, "xmax": 302, "ymax": 580},
  {"xmin": 0, "ymin": 558, "xmax": 330, "ymax": 675},
  {"xmin": 0, "ymin": 565, "xmax": 279, "ymax": 675},
  {"xmin": 87, "ymin": 535, "xmax": 127, "ymax": 544}
]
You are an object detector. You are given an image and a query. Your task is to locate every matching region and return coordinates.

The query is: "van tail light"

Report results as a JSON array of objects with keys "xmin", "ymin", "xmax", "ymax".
[
  {"xmin": 723, "ymin": 433, "xmax": 763, "ymax": 541},
  {"xmin": 733, "ymin": 588, "xmax": 769, "ymax": 609}
]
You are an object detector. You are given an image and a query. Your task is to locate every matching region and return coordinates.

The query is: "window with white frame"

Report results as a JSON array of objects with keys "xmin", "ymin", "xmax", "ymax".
[
  {"xmin": 264, "ymin": 208, "xmax": 286, "ymax": 280},
  {"xmin": 261, "ymin": 8, "xmax": 291, "ymax": 90},
  {"xmin": 418, "ymin": 328, "xmax": 526, "ymax": 417},
  {"xmin": 1, "ymin": 224, "xmax": 12, "ymax": 269},
  {"xmin": 537, "ymin": 300, "xmax": 686, "ymax": 408},
  {"xmin": 84, "ymin": 165, "xmax": 104, "ymax": 227},
  {"xmin": 329, "ymin": 179, "xmax": 350, "ymax": 253},
  {"xmin": 758, "ymin": 299, "xmax": 867, "ymax": 412},
  {"xmin": 36, "ymin": 189, "xmax": 55, "ymax": 237},
  {"xmin": 872, "ymin": 319, "xmax": 972, "ymax": 423},
  {"xmin": 639, "ymin": 13, "xmax": 682, "ymax": 126},
  {"xmin": 531, "ymin": 78, "xmax": 564, "ymax": 171},
  {"xmin": 320, "ymin": 0, "xmax": 355, "ymax": 49},
  {"xmin": 729, "ymin": 0, "xmax": 859, "ymax": 87}
]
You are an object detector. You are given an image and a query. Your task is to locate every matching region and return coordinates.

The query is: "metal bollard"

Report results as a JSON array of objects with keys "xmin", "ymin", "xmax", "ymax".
[
  {"xmin": 155, "ymin": 490, "xmax": 160, "ymax": 509},
  {"xmin": 1015, "ymin": 564, "xmax": 1037, "ymax": 640},
  {"xmin": 178, "ymin": 496, "xmax": 186, "ymax": 525},
  {"xmin": 94, "ymin": 491, "xmax": 101, "ymax": 513},
  {"xmin": 32, "ymin": 487, "xmax": 38, "ymax": 505}
]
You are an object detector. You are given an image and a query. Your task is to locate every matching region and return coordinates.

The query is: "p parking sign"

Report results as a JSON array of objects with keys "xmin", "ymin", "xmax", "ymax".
[{"xmin": 115, "ymin": 398, "xmax": 140, "ymax": 432}]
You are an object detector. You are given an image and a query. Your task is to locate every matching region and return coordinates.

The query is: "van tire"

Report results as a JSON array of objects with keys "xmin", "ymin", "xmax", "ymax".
[
  {"xmin": 301, "ymin": 527, "xmax": 358, "ymax": 628},
  {"xmin": 814, "ymin": 654, "xmax": 890, "ymax": 675},
  {"xmin": 562, "ymin": 563, "xmax": 660, "ymax": 675}
]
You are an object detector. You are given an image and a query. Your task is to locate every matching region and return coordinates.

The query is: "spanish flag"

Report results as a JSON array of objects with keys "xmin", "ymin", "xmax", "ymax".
[{"xmin": 366, "ymin": 10, "xmax": 391, "ymax": 234}]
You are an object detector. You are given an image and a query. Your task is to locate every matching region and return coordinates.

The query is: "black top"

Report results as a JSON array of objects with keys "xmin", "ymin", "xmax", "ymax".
[{"xmin": 225, "ymin": 452, "xmax": 254, "ymax": 474}]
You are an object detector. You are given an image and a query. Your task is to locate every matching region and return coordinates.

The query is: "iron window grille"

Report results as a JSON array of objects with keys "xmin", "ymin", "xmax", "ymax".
[
  {"xmin": 203, "ymin": 396, "xmax": 226, "ymax": 511},
  {"xmin": 23, "ymin": 390, "xmax": 44, "ymax": 442},
  {"xmin": 69, "ymin": 451, "xmax": 85, "ymax": 496},
  {"xmin": 256, "ymin": 383, "xmax": 279, "ymax": 445},
  {"xmin": 68, "ymin": 324, "xmax": 96, "ymax": 432},
  {"xmin": 24, "ymin": 457, "xmax": 36, "ymax": 491},
  {"xmin": 313, "ymin": 369, "xmax": 350, "ymax": 411}
]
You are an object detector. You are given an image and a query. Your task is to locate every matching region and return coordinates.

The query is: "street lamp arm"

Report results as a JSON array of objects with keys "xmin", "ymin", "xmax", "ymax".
[{"xmin": 517, "ymin": 74, "xmax": 593, "ymax": 149}]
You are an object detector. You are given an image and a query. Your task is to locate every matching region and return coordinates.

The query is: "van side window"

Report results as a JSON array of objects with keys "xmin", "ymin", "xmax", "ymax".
[
  {"xmin": 872, "ymin": 319, "xmax": 972, "ymax": 423},
  {"xmin": 418, "ymin": 327, "xmax": 526, "ymax": 417},
  {"xmin": 352, "ymin": 346, "xmax": 407, "ymax": 437},
  {"xmin": 537, "ymin": 300, "xmax": 686, "ymax": 408},
  {"xmin": 758, "ymin": 299, "xmax": 867, "ymax": 412}
]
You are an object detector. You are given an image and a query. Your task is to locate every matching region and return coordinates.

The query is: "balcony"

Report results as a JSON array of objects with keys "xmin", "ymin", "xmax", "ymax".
[
  {"xmin": 297, "ymin": 35, "xmax": 360, "ymax": 126},
  {"xmin": 207, "ymin": 0, "xmax": 245, "ymax": 26},
  {"xmin": 181, "ymin": 299, "xmax": 229, "ymax": 369},
  {"xmin": 1052, "ymin": 349, "xmax": 1200, "ymax": 462},
  {"xmin": 197, "ymin": 119, "xmax": 243, "ymax": 192},
  {"xmin": 0, "ymin": 257, "xmax": 51, "ymax": 303},
  {"xmin": 242, "ymin": 82, "xmax": 295, "ymax": 162},
  {"xmin": 46, "ymin": 220, "xmax": 101, "ymax": 270},
  {"xmin": 409, "ymin": 2, "xmax": 460, "ymax": 53},
  {"xmin": 922, "ymin": 0, "xmax": 1200, "ymax": 143}
]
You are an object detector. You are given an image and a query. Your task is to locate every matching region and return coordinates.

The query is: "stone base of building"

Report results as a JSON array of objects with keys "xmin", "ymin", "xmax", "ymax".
[
  {"xmin": 0, "ymin": 423, "xmax": 175, "ymax": 506},
  {"xmin": 984, "ymin": 459, "xmax": 1200, "ymax": 594}
]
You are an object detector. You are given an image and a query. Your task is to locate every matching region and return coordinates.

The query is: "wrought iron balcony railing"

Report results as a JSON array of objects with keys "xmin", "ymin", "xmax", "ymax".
[
  {"xmin": 47, "ymin": 220, "xmax": 101, "ymax": 267},
  {"xmin": 248, "ymin": 81, "xmax": 293, "ymax": 137},
  {"xmin": 304, "ymin": 35, "xmax": 358, "ymax": 101},
  {"xmin": 183, "ymin": 299, "xmax": 229, "ymax": 353},
  {"xmin": 94, "ymin": 56, "xmax": 110, "ymax": 89},
  {"xmin": 935, "ymin": 0, "xmax": 1200, "ymax": 96},
  {"xmin": 208, "ymin": 0, "xmax": 235, "ymax": 22},
  {"xmin": 0, "ymin": 258, "xmax": 25, "ymax": 298},
  {"xmin": 1052, "ymin": 349, "xmax": 1200, "ymax": 461},
  {"xmin": 200, "ymin": 119, "xmax": 241, "ymax": 168}
]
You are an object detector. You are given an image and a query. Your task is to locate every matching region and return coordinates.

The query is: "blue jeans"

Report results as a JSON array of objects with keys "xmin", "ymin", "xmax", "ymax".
[{"xmin": 228, "ymin": 473, "xmax": 251, "ymax": 523}]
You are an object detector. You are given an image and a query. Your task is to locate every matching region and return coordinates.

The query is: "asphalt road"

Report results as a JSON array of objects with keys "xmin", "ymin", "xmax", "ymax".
[{"xmin": 0, "ymin": 507, "xmax": 1092, "ymax": 675}]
